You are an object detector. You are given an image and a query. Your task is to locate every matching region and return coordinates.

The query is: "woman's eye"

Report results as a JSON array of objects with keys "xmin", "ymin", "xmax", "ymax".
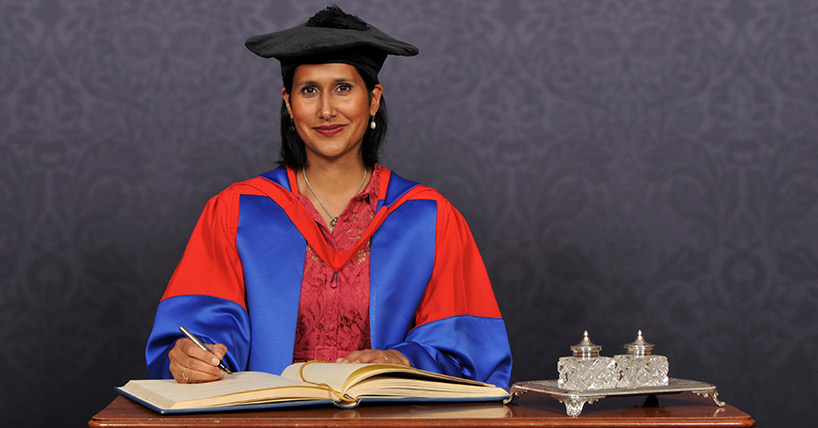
[
  {"xmin": 336, "ymin": 84, "xmax": 352, "ymax": 93},
  {"xmin": 301, "ymin": 86, "xmax": 317, "ymax": 95}
]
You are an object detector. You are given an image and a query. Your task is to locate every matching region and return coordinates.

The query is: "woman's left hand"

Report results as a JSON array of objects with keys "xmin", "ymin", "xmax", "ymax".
[{"xmin": 336, "ymin": 349, "xmax": 411, "ymax": 366}]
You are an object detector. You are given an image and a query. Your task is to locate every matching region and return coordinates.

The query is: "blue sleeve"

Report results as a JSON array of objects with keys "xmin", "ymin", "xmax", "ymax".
[
  {"xmin": 145, "ymin": 295, "xmax": 251, "ymax": 379},
  {"xmin": 389, "ymin": 315, "xmax": 513, "ymax": 387}
]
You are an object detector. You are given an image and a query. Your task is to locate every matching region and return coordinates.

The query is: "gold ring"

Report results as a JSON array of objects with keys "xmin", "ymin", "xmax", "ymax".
[{"xmin": 182, "ymin": 367, "xmax": 190, "ymax": 383}]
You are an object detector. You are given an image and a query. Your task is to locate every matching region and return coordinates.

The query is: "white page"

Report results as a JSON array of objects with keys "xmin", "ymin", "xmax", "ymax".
[{"xmin": 126, "ymin": 371, "xmax": 309, "ymax": 402}]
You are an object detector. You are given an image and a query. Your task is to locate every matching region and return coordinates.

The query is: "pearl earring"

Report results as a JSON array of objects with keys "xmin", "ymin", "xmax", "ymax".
[{"xmin": 370, "ymin": 117, "xmax": 377, "ymax": 130}]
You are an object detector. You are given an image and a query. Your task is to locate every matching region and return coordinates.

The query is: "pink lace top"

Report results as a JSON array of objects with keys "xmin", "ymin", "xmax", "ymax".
[{"xmin": 291, "ymin": 165, "xmax": 382, "ymax": 363}]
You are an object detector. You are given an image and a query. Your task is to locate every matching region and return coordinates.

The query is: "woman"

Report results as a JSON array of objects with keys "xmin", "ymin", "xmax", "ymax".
[{"xmin": 145, "ymin": 6, "xmax": 512, "ymax": 387}]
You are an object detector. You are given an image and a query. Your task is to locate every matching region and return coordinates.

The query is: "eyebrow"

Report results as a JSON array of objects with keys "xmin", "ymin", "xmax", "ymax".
[{"xmin": 296, "ymin": 77, "xmax": 355, "ymax": 86}]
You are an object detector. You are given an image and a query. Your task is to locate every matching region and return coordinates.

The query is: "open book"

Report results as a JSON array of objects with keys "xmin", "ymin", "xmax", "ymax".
[{"xmin": 116, "ymin": 362, "xmax": 510, "ymax": 414}]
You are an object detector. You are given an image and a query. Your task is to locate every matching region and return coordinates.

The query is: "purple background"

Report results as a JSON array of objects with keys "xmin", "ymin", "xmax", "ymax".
[{"xmin": 2, "ymin": 0, "xmax": 817, "ymax": 426}]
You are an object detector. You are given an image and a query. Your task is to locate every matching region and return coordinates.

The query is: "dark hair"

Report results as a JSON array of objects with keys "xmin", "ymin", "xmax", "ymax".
[{"xmin": 279, "ymin": 67, "xmax": 387, "ymax": 169}]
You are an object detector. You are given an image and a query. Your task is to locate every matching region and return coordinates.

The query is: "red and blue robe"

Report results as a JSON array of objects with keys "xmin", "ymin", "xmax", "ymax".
[{"xmin": 145, "ymin": 166, "xmax": 512, "ymax": 386}]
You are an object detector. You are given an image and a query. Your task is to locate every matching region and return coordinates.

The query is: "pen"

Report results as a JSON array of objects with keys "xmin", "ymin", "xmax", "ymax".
[{"xmin": 179, "ymin": 326, "xmax": 233, "ymax": 374}]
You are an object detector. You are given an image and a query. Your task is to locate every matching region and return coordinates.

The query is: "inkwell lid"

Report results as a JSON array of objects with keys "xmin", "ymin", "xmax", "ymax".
[
  {"xmin": 571, "ymin": 330, "xmax": 601, "ymax": 359},
  {"xmin": 624, "ymin": 329, "xmax": 655, "ymax": 357}
]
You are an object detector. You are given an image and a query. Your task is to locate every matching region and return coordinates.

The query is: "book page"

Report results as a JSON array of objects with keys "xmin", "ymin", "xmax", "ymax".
[
  {"xmin": 346, "ymin": 377, "xmax": 508, "ymax": 399},
  {"xmin": 282, "ymin": 362, "xmax": 498, "ymax": 397},
  {"xmin": 342, "ymin": 364, "xmax": 489, "ymax": 389},
  {"xmin": 123, "ymin": 371, "xmax": 309, "ymax": 403},
  {"xmin": 282, "ymin": 362, "xmax": 370, "ymax": 392}
]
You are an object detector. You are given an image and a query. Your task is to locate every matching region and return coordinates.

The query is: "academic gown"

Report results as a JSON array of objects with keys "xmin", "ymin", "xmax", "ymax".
[{"xmin": 145, "ymin": 166, "xmax": 512, "ymax": 386}]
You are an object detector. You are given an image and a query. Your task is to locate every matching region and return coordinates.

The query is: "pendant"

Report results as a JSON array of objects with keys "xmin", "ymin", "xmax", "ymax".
[{"xmin": 330, "ymin": 217, "xmax": 338, "ymax": 228}]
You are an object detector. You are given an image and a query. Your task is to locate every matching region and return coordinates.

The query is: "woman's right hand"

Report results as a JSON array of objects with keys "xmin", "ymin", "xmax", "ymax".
[{"xmin": 168, "ymin": 338, "xmax": 228, "ymax": 383}]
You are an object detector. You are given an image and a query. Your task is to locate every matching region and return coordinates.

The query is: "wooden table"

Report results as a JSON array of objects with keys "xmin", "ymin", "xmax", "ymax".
[{"xmin": 89, "ymin": 391, "xmax": 754, "ymax": 427}]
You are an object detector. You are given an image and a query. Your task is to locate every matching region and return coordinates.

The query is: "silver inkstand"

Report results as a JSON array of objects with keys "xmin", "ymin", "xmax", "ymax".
[{"xmin": 506, "ymin": 330, "xmax": 725, "ymax": 416}]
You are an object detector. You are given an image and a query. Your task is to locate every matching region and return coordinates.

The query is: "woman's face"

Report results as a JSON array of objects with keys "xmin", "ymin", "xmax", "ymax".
[{"xmin": 282, "ymin": 63, "xmax": 382, "ymax": 166}]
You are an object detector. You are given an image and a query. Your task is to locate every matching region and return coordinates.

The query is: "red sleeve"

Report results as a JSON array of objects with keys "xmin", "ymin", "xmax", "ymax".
[
  {"xmin": 414, "ymin": 196, "xmax": 502, "ymax": 327},
  {"xmin": 161, "ymin": 186, "xmax": 247, "ymax": 309}
]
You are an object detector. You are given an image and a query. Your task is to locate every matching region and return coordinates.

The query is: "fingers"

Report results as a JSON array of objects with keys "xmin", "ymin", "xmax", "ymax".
[
  {"xmin": 168, "ymin": 338, "xmax": 229, "ymax": 383},
  {"xmin": 337, "ymin": 349, "xmax": 411, "ymax": 366},
  {"xmin": 171, "ymin": 361, "xmax": 226, "ymax": 384}
]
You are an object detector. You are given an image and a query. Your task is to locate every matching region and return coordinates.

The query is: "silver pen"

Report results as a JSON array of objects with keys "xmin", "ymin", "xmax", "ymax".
[{"xmin": 179, "ymin": 326, "xmax": 233, "ymax": 374}]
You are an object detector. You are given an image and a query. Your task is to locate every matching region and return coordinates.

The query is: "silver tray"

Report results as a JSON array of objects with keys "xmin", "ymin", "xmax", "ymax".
[{"xmin": 504, "ymin": 378, "xmax": 724, "ymax": 416}]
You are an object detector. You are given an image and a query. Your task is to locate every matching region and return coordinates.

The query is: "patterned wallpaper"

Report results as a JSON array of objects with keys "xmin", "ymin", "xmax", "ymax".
[{"xmin": 2, "ymin": 0, "xmax": 817, "ymax": 426}]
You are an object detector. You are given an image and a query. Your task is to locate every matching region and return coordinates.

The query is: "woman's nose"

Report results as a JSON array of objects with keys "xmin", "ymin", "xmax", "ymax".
[{"xmin": 318, "ymin": 94, "xmax": 336, "ymax": 119}]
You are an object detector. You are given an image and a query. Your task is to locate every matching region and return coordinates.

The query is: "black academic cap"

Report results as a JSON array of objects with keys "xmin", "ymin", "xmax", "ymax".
[{"xmin": 245, "ymin": 6, "xmax": 418, "ymax": 83}]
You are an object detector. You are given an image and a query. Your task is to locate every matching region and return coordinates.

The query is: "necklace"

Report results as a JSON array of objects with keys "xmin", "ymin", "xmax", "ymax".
[{"xmin": 303, "ymin": 167, "xmax": 367, "ymax": 232}]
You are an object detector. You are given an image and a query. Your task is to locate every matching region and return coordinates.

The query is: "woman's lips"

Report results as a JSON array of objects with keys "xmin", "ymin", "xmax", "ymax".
[{"xmin": 314, "ymin": 124, "xmax": 346, "ymax": 137}]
